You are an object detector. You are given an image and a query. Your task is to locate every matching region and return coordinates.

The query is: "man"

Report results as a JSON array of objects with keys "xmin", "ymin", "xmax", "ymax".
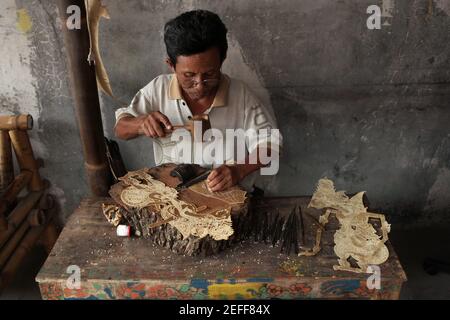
[{"xmin": 115, "ymin": 10, "xmax": 281, "ymax": 192}]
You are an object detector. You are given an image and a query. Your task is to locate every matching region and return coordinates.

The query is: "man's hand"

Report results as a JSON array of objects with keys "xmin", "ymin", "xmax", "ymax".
[
  {"xmin": 205, "ymin": 148, "xmax": 274, "ymax": 192},
  {"xmin": 138, "ymin": 112, "xmax": 173, "ymax": 138},
  {"xmin": 115, "ymin": 112, "xmax": 173, "ymax": 140},
  {"xmin": 206, "ymin": 165, "xmax": 242, "ymax": 192}
]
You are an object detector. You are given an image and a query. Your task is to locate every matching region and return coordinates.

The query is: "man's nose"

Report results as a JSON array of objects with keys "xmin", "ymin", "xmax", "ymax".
[
  {"xmin": 196, "ymin": 81, "xmax": 205, "ymax": 89},
  {"xmin": 194, "ymin": 77, "xmax": 206, "ymax": 89},
  {"xmin": 194, "ymin": 74, "xmax": 205, "ymax": 83}
]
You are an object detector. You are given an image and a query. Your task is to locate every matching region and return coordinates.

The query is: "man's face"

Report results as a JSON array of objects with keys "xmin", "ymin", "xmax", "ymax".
[{"xmin": 169, "ymin": 46, "xmax": 222, "ymax": 101}]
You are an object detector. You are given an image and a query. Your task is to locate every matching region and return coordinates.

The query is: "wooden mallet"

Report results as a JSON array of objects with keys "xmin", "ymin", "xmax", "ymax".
[{"xmin": 140, "ymin": 114, "xmax": 211, "ymax": 142}]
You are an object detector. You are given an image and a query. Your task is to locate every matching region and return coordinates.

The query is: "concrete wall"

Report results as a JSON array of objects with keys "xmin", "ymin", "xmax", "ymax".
[
  {"xmin": 1, "ymin": 0, "xmax": 86, "ymax": 223},
  {"xmin": 1, "ymin": 0, "xmax": 449, "ymax": 226}
]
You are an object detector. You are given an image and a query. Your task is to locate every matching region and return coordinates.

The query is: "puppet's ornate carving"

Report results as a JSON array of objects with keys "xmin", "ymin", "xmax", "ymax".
[
  {"xmin": 299, "ymin": 178, "xmax": 391, "ymax": 273},
  {"xmin": 105, "ymin": 165, "xmax": 247, "ymax": 243},
  {"xmin": 101, "ymin": 203, "xmax": 123, "ymax": 226},
  {"xmin": 189, "ymin": 181, "xmax": 247, "ymax": 207}
]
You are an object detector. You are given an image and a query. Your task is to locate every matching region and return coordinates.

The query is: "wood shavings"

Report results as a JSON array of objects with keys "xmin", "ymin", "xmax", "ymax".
[{"xmin": 299, "ymin": 178, "xmax": 391, "ymax": 273}]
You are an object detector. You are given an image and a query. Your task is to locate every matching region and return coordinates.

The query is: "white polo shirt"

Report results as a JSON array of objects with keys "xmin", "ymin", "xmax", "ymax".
[{"xmin": 115, "ymin": 73, "xmax": 282, "ymax": 190}]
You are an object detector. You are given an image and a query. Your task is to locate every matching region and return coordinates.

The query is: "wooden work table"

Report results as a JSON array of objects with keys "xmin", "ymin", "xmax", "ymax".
[{"xmin": 36, "ymin": 196, "xmax": 406, "ymax": 299}]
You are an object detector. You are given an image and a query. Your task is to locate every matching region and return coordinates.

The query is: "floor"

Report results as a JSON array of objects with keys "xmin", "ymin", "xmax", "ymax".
[
  {"xmin": 0, "ymin": 245, "xmax": 48, "ymax": 300},
  {"xmin": 1, "ymin": 224, "xmax": 449, "ymax": 300}
]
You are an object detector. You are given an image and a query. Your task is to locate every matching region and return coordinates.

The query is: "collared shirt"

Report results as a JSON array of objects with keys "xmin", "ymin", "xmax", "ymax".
[{"xmin": 115, "ymin": 73, "xmax": 282, "ymax": 190}]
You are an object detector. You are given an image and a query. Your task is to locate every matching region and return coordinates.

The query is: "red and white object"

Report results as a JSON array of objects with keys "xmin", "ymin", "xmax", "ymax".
[{"xmin": 116, "ymin": 225, "xmax": 131, "ymax": 237}]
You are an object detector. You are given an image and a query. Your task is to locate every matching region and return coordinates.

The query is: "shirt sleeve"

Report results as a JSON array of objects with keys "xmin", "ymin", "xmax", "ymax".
[
  {"xmin": 243, "ymin": 86, "xmax": 283, "ymax": 155},
  {"xmin": 115, "ymin": 86, "xmax": 155, "ymax": 125}
]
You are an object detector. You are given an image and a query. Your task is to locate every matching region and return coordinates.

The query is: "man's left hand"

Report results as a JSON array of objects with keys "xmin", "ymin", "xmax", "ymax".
[{"xmin": 206, "ymin": 165, "xmax": 242, "ymax": 192}]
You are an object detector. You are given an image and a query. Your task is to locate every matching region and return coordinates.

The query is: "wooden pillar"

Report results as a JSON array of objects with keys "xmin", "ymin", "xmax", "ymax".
[{"xmin": 56, "ymin": 0, "xmax": 112, "ymax": 196}]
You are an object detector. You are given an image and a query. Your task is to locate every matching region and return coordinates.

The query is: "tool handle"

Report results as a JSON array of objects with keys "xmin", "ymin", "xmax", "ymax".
[
  {"xmin": 163, "ymin": 125, "xmax": 186, "ymax": 133},
  {"xmin": 138, "ymin": 124, "xmax": 187, "ymax": 135},
  {"xmin": 178, "ymin": 170, "xmax": 212, "ymax": 190}
]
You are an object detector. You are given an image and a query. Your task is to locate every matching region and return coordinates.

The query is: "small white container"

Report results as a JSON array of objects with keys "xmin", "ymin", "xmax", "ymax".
[{"xmin": 116, "ymin": 225, "xmax": 131, "ymax": 237}]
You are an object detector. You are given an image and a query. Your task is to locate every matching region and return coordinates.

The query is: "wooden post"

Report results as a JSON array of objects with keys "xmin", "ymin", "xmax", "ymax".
[{"xmin": 56, "ymin": 0, "xmax": 112, "ymax": 196}]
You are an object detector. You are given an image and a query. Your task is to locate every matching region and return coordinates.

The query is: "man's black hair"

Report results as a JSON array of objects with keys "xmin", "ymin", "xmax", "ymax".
[{"xmin": 164, "ymin": 10, "xmax": 228, "ymax": 66}]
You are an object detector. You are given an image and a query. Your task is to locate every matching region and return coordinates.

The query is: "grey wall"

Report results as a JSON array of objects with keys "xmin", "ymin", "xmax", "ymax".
[
  {"xmin": 1, "ymin": 0, "xmax": 449, "ymax": 226},
  {"xmin": 1, "ymin": 0, "xmax": 86, "ymax": 223}
]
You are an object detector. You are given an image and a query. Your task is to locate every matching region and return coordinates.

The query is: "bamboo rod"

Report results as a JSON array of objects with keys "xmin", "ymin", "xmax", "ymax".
[
  {"xmin": 0, "ymin": 190, "xmax": 43, "ymax": 249},
  {"xmin": 0, "ymin": 220, "xmax": 47, "ymax": 293},
  {"xmin": 0, "ymin": 218, "xmax": 29, "ymax": 270},
  {"xmin": 0, "ymin": 214, "xmax": 6, "ymax": 232},
  {"xmin": 0, "ymin": 171, "xmax": 32, "ymax": 231},
  {"xmin": 0, "ymin": 170, "xmax": 32, "ymax": 213},
  {"xmin": 38, "ymin": 194, "xmax": 55, "ymax": 211},
  {"xmin": 0, "ymin": 130, "xmax": 14, "ymax": 192},
  {"xmin": 0, "ymin": 114, "xmax": 33, "ymax": 131},
  {"xmin": 27, "ymin": 208, "xmax": 46, "ymax": 227},
  {"xmin": 9, "ymin": 130, "xmax": 45, "ymax": 191},
  {"xmin": 0, "ymin": 208, "xmax": 47, "ymax": 269}
]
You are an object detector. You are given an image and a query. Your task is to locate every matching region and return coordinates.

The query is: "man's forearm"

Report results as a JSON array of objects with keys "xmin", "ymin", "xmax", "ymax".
[
  {"xmin": 114, "ymin": 116, "xmax": 142, "ymax": 140},
  {"xmin": 235, "ymin": 147, "xmax": 274, "ymax": 180},
  {"xmin": 235, "ymin": 163, "xmax": 264, "ymax": 180}
]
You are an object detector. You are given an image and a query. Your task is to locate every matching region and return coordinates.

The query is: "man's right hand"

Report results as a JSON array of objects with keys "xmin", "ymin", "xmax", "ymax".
[
  {"xmin": 137, "ymin": 112, "xmax": 173, "ymax": 138},
  {"xmin": 115, "ymin": 112, "xmax": 173, "ymax": 140}
]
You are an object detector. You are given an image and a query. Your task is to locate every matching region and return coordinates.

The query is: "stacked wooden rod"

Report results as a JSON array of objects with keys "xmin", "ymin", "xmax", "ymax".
[{"xmin": 0, "ymin": 114, "xmax": 60, "ymax": 293}]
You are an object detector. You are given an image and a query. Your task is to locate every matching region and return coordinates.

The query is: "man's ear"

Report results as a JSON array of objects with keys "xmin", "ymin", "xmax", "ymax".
[{"xmin": 165, "ymin": 58, "xmax": 175, "ymax": 72}]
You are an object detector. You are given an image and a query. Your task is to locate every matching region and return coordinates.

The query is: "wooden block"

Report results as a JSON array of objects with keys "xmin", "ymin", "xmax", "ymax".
[{"xmin": 107, "ymin": 164, "xmax": 249, "ymax": 257}]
